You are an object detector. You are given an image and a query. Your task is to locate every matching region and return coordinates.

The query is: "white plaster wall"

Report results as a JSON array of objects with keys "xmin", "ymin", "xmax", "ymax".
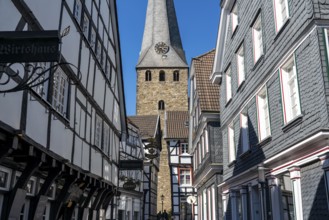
[
  {"xmin": 0, "ymin": 91, "xmax": 22, "ymax": 130},
  {"xmin": 87, "ymin": 59, "xmax": 95, "ymax": 95},
  {"xmin": 180, "ymin": 157, "xmax": 191, "ymax": 164},
  {"xmin": 93, "ymin": 68, "xmax": 105, "ymax": 108},
  {"xmin": 60, "ymin": 8, "xmax": 79, "ymax": 75},
  {"xmin": 82, "ymin": 141, "xmax": 90, "ymax": 171},
  {"xmin": 49, "ymin": 118, "xmax": 73, "ymax": 160},
  {"xmin": 0, "ymin": 1, "xmax": 21, "ymax": 31},
  {"xmin": 73, "ymin": 136, "xmax": 83, "ymax": 167},
  {"xmin": 25, "ymin": 0, "xmax": 60, "ymax": 30},
  {"xmin": 104, "ymin": 86, "xmax": 114, "ymax": 121},
  {"xmin": 90, "ymin": 149, "xmax": 102, "ymax": 177},
  {"xmin": 25, "ymin": 98, "xmax": 49, "ymax": 147},
  {"xmin": 80, "ymin": 43, "xmax": 90, "ymax": 89},
  {"xmin": 171, "ymin": 156, "xmax": 179, "ymax": 164}
]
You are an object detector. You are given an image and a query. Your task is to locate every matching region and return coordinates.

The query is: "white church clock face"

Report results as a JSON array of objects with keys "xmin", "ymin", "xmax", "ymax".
[{"xmin": 154, "ymin": 42, "xmax": 169, "ymax": 54}]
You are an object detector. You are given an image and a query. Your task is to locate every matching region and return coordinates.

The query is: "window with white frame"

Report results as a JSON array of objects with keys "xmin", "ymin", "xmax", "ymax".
[
  {"xmin": 181, "ymin": 143, "xmax": 188, "ymax": 154},
  {"xmin": 74, "ymin": 0, "xmax": 82, "ymax": 22},
  {"xmin": 226, "ymin": 67, "xmax": 232, "ymax": 102},
  {"xmin": 240, "ymin": 112, "xmax": 249, "ymax": 153},
  {"xmin": 52, "ymin": 68, "xmax": 69, "ymax": 117},
  {"xmin": 179, "ymin": 169, "xmax": 191, "ymax": 185},
  {"xmin": 83, "ymin": 13, "xmax": 89, "ymax": 37},
  {"xmin": 273, "ymin": 0, "xmax": 289, "ymax": 32},
  {"xmin": 205, "ymin": 129, "xmax": 209, "ymax": 153},
  {"xmin": 228, "ymin": 123, "xmax": 236, "ymax": 163},
  {"xmin": 257, "ymin": 87, "xmax": 271, "ymax": 141},
  {"xmin": 231, "ymin": 3, "xmax": 238, "ymax": 33},
  {"xmin": 237, "ymin": 44, "xmax": 245, "ymax": 86},
  {"xmin": 252, "ymin": 15, "xmax": 263, "ymax": 63},
  {"xmin": 103, "ymin": 123, "xmax": 110, "ymax": 155},
  {"xmin": 31, "ymin": 62, "xmax": 50, "ymax": 99},
  {"xmin": 90, "ymin": 27, "xmax": 96, "ymax": 50},
  {"xmin": 95, "ymin": 114, "xmax": 102, "ymax": 147},
  {"xmin": 280, "ymin": 55, "xmax": 301, "ymax": 124},
  {"xmin": 0, "ymin": 166, "xmax": 11, "ymax": 190}
]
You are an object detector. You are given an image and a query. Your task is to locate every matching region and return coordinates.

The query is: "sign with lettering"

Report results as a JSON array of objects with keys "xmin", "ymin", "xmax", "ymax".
[
  {"xmin": 0, "ymin": 31, "xmax": 60, "ymax": 63},
  {"xmin": 123, "ymin": 180, "xmax": 137, "ymax": 191}
]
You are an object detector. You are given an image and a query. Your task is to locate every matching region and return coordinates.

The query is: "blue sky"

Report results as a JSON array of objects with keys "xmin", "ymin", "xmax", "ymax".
[{"xmin": 117, "ymin": 0, "xmax": 221, "ymax": 116}]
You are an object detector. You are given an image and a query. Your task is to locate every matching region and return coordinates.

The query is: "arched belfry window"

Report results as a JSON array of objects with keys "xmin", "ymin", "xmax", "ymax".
[
  {"xmin": 173, "ymin": 70, "xmax": 179, "ymax": 81},
  {"xmin": 158, "ymin": 100, "xmax": 165, "ymax": 110},
  {"xmin": 159, "ymin": 70, "xmax": 165, "ymax": 81},
  {"xmin": 145, "ymin": 70, "xmax": 152, "ymax": 81}
]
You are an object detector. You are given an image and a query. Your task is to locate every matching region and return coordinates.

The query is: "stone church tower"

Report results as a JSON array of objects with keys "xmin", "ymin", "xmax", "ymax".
[{"xmin": 136, "ymin": 0, "xmax": 188, "ymax": 214}]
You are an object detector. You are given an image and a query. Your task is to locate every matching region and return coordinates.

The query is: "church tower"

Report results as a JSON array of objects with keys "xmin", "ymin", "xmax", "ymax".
[{"xmin": 136, "ymin": 0, "xmax": 188, "ymax": 214}]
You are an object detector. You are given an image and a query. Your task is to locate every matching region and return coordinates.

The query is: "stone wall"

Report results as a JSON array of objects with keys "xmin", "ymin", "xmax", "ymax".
[
  {"xmin": 136, "ymin": 68, "xmax": 188, "ymax": 115},
  {"xmin": 136, "ymin": 67, "xmax": 189, "ymax": 214}
]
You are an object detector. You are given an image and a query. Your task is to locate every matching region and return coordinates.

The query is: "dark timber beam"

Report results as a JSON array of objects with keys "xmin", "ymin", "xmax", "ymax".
[
  {"xmin": 1, "ymin": 155, "xmax": 41, "ymax": 220},
  {"xmin": 49, "ymin": 173, "xmax": 77, "ymax": 220},
  {"xmin": 78, "ymin": 184, "xmax": 98, "ymax": 220},
  {"xmin": 88, "ymin": 188, "xmax": 107, "ymax": 220},
  {"xmin": 28, "ymin": 166, "xmax": 62, "ymax": 220}
]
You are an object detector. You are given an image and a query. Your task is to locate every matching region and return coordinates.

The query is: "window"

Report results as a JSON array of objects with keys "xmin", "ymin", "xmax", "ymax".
[
  {"xmin": 103, "ymin": 123, "xmax": 110, "ymax": 155},
  {"xmin": 90, "ymin": 27, "xmax": 96, "ymax": 50},
  {"xmin": 273, "ymin": 0, "xmax": 289, "ymax": 32},
  {"xmin": 280, "ymin": 55, "xmax": 301, "ymax": 124},
  {"xmin": 0, "ymin": 166, "xmax": 11, "ymax": 190},
  {"xmin": 180, "ymin": 169, "xmax": 191, "ymax": 185},
  {"xmin": 279, "ymin": 173, "xmax": 295, "ymax": 220},
  {"xmin": 96, "ymin": 40, "xmax": 102, "ymax": 61},
  {"xmin": 240, "ymin": 112, "xmax": 249, "ymax": 153},
  {"xmin": 173, "ymin": 70, "xmax": 179, "ymax": 81},
  {"xmin": 74, "ymin": 0, "xmax": 82, "ymax": 22},
  {"xmin": 145, "ymin": 70, "xmax": 152, "ymax": 81},
  {"xmin": 181, "ymin": 143, "xmax": 188, "ymax": 154},
  {"xmin": 252, "ymin": 15, "xmax": 263, "ymax": 63},
  {"xmin": 52, "ymin": 68, "xmax": 69, "ymax": 117},
  {"xmin": 236, "ymin": 44, "xmax": 245, "ymax": 86},
  {"xmin": 95, "ymin": 114, "xmax": 102, "ymax": 147},
  {"xmin": 228, "ymin": 123, "xmax": 235, "ymax": 163},
  {"xmin": 257, "ymin": 87, "xmax": 271, "ymax": 141},
  {"xmin": 231, "ymin": 3, "xmax": 238, "ymax": 33},
  {"xmin": 159, "ymin": 70, "xmax": 165, "ymax": 81},
  {"xmin": 82, "ymin": 13, "xmax": 89, "ymax": 37},
  {"xmin": 32, "ymin": 62, "xmax": 50, "ymax": 99},
  {"xmin": 226, "ymin": 67, "xmax": 232, "ymax": 102},
  {"xmin": 158, "ymin": 100, "xmax": 165, "ymax": 110}
]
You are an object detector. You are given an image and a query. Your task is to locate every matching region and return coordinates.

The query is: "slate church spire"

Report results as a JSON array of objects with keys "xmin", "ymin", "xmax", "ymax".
[{"xmin": 137, "ymin": 0, "xmax": 187, "ymax": 68}]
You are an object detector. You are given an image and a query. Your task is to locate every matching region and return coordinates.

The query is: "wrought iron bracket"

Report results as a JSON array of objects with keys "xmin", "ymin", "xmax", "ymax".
[{"xmin": 0, "ymin": 61, "xmax": 81, "ymax": 93}]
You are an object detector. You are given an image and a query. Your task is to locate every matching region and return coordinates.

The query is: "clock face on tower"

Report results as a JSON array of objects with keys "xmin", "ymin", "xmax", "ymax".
[{"xmin": 154, "ymin": 42, "xmax": 169, "ymax": 54}]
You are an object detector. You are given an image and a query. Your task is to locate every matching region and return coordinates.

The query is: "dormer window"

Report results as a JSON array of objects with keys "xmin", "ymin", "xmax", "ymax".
[
  {"xmin": 159, "ymin": 70, "xmax": 165, "ymax": 81},
  {"xmin": 145, "ymin": 70, "xmax": 152, "ymax": 81}
]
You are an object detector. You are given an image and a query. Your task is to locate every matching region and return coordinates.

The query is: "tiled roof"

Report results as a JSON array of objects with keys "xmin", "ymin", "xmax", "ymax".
[
  {"xmin": 128, "ymin": 115, "xmax": 159, "ymax": 139},
  {"xmin": 193, "ymin": 49, "xmax": 220, "ymax": 112},
  {"xmin": 165, "ymin": 111, "xmax": 189, "ymax": 139}
]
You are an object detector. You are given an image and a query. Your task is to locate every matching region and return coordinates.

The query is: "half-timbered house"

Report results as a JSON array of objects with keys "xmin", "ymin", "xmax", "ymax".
[
  {"xmin": 117, "ymin": 119, "xmax": 144, "ymax": 220},
  {"xmin": 128, "ymin": 115, "xmax": 161, "ymax": 220},
  {"xmin": 165, "ymin": 111, "xmax": 197, "ymax": 220},
  {"xmin": 0, "ymin": 0, "xmax": 126, "ymax": 219}
]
